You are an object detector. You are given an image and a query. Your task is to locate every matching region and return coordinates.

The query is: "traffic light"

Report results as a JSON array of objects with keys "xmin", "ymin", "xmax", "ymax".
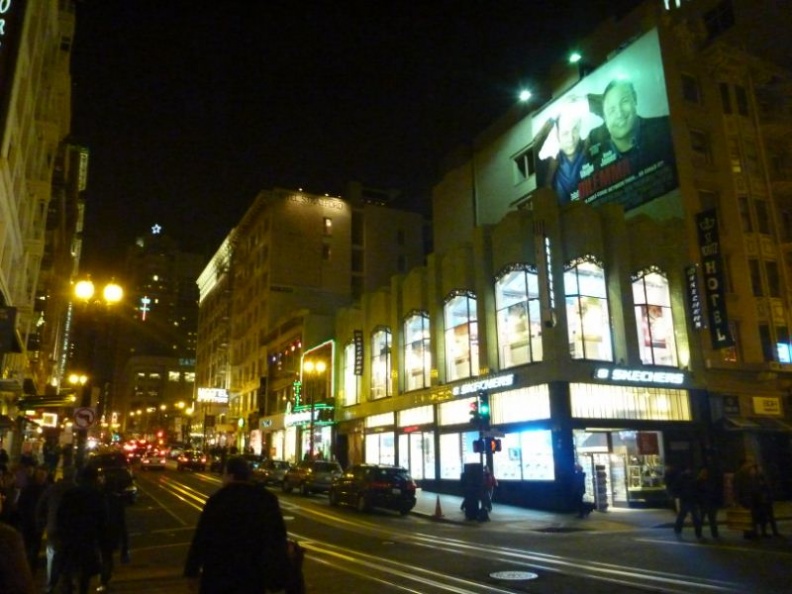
[
  {"xmin": 478, "ymin": 391, "xmax": 491, "ymax": 427},
  {"xmin": 469, "ymin": 399, "xmax": 480, "ymax": 424},
  {"xmin": 488, "ymin": 438, "xmax": 502, "ymax": 453}
]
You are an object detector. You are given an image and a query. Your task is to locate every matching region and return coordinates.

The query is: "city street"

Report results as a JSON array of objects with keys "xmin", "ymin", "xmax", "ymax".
[{"xmin": 39, "ymin": 463, "xmax": 792, "ymax": 594}]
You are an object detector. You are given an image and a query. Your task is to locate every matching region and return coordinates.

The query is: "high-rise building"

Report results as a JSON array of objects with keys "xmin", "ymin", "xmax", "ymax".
[
  {"xmin": 195, "ymin": 186, "xmax": 427, "ymax": 456},
  {"xmin": 115, "ymin": 228, "xmax": 203, "ymax": 439},
  {"xmin": 0, "ymin": 2, "xmax": 78, "ymax": 456}
]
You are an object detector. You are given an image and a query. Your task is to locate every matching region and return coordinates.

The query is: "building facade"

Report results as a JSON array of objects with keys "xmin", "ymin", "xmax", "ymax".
[
  {"xmin": 328, "ymin": 0, "xmax": 792, "ymax": 510},
  {"xmin": 0, "ymin": 1, "xmax": 78, "ymax": 456}
]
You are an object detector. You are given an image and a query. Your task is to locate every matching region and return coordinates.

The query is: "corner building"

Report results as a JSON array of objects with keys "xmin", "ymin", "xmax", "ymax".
[{"xmin": 332, "ymin": 0, "xmax": 792, "ymax": 510}]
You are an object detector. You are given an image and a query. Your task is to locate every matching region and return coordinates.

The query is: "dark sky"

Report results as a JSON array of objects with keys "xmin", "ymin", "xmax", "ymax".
[{"xmin": 71, "ymin": 0, "xmax": 643, "ymax": 273}]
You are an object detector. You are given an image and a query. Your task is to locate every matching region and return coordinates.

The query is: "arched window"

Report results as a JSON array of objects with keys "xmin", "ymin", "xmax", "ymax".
[
  {"xmin": 370, "ymin": 327, "xmax": 391, "ymax": 399},
  {"xmin": 495, "ymin": 264, "xmax": 543, "ymax": 367},
  {"xmin": 444, "ymin": 291, "xmax": 479, "ymax": 381},
  {"xmin": 403, "ymin": 312, "xmax": 431, "ymax": 391},
  {"xmin": 343, "ymin": 341, "xmax": 360, "ymax": 406},
  {"xmin": 633, "ymin": 268, "xmax": 678, "ymax": 366},
  {"xmin": 564, "ymin": 256, "xmax": 613, "ymax": 361}
]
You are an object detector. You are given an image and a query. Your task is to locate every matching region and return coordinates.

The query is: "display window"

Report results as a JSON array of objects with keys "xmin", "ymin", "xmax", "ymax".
[
  {"xmin": 365, "ymin": 431, "xmax": 395, "ymax": 465},
  {"xmin": 495, "ymin": 264, "xmax": 543, "ymax": 368},
  {"xmin": 570, "ymin": 383, "xmax": 691, "ymax": 421},
  {"xmin": 403, "ymin": 312, "xmax": 431, "ymax": 391},
  {"xmin": 444, "ymin": 291, "xmax": 479, "ymax": 381},
  {"xmin": 371, "ymin": 327, "xmax": 392, "ymax": 399},
  {"xmin": 342, "ymin": 341, "xmax": 360, "ymax": 406},
  {"xmin": 398, "ymin": 431, "xmax": 436, "ymax": 480},
  {"xmin": 564, "ymin": 257, "xmax": 613, "ymax": 361},
  {"xmin": 632, "ymin": 269, "xmax": 678, "ymax": 366},
  {"xmin": 493, "ymin": 385, "xmax": 550, "ymax": 424},
  {"xmin": 492, "ymin": 429, "xmax": 555, "ymax": 481},
  {"xmin": 439, "ymin": 431, "xmax": 479, "ymax": 479}
]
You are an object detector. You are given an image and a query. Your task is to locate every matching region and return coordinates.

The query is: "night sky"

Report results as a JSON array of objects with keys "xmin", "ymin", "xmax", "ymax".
[{"xmin": 71, "ymin": 0, "xmax": 643, "ymax": 273}]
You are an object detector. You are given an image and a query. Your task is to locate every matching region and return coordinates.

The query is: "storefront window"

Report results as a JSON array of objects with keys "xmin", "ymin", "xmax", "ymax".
[
  {"xmin": 495, "ymin": 265, "xmax": 543, "ymax": 368},
  {"xmin": 342, "ymin": 341, "xmax": 359, "ymax": 406},
  {"xmin": 564, "ymin": 257, "xmax": 613, "ymax": 361},
  {"xmin": 632, "ymin": 269, "xmax": 678, "ymax": 366},
  {"xmin": 439, "ymin": 431, "xmax": 479, "ymax": 479},
  {"xmin": 370, "ymin": 327, "xmax": 391, "ymax": 399},
  {"xmin": 444, "ymin": 291, "xmax": 479, "ymax": 381},
  {"xmin": 365, "ymin": 432, "xmax": 395, "ymax": 465},
  {"xmin": 398, "ymin": 431, "xmax": 436, "ymax": 480},
  {"xmin": 570, "ymin": 383, "xmax": 692, "ymax": 421},
  {"xmin": 492, "ymin": 429, "xmax": 555, "ymax": 481},
  {"xmin": 403, "ymin": 312, "xmax": 431, "ymax": 391}
]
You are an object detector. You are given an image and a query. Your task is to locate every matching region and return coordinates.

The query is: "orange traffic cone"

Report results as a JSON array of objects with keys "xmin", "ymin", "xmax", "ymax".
[{"xmin": 433, "ymin": 495, "xmax": 444, "ymax": 519}]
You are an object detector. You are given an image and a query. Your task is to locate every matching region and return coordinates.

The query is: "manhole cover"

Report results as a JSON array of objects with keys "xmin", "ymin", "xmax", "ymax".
[
  {"xmin": 535, "ymin": 526, "xmax": 585, "ymax": 533},
  {"xmin": 490, "ymin": 571, "xmax": 539, "ymax": 581}
]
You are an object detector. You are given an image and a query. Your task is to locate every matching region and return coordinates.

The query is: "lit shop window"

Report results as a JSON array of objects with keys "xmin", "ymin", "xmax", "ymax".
[
  {"xmin": 564, "ymin": 257, "xmax": 613, "ymax": 361},
  {"xmin": 342, "ymin": 341, "xmax": 360, "ymax": 406},
  {"xmin": 370, "ymin": 327, "xmax": 391, "ymax": 399},
  {"xmin": 495, "ymin": 264, "xmax": 543, "ymax": 368},
  {"xmin": 444, "ymin": 291, "xmax": 479, "ymax": 381},
  {"xmin": 632, "ymin": 268, "xmax": 678, "ymax": 367},
  {"xmin": 491, "ymin": 430, "xmax": 555, "ymax": 481},
  {"xmin": 403, "ymin": 312, "xmax": 431, "ymax": 391}
]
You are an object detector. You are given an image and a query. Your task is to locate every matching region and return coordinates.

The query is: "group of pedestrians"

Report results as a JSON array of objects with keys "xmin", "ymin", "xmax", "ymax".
[
  {"xmin": 0, "ymin": 452, "xmax": 132, "ymax": 594},
  {"xmin": 667, "ymin": 458, "xmax": 782, "ymax": 542}
]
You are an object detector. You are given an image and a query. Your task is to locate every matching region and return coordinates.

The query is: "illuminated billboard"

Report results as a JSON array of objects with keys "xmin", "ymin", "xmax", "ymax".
[{"xmin": 533, "ymin": 29, "xmax": 677, "ymax": 210}]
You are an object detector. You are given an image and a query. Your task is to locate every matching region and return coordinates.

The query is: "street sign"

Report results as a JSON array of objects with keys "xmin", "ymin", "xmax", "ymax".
[{"xmin": 74, "ymin": 407, "xmax": 96, "ymax": 428}]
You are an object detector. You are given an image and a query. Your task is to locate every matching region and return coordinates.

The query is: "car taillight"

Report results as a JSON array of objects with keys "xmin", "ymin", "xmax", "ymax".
[{"xmin": 370, "ymin": 481, "xmax": 392, "ymax": 489}]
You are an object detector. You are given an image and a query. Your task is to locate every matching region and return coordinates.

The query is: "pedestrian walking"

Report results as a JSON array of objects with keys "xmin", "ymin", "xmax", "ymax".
[
  {"xmin": 572, "ymin": 463, "xmax": 591, "ymax": 518},
  {"xmin": 695, "ymin": 464, "xmax": 723, "ymax": 539},
  {"xmin": 184, "ymin": 455, "xmax": 292, "ymax": 593},
  {"xmin": 482, "ymin": 466, "xmax": 497, "ymax": 512},
  {"xmin": 35, "ymin": 466, "xmax": 76, "ymax": 594},
  {"xmin": 755, "ymin": 466, "xmax": 781, "ymax": 538},
  {"xmin": 16, "ymin": 464, "xmax": 49, "ymax": 574},
  {"xmin": 98, "ymin": 468, "xmax": 132, "ymax": 591},
  {"xmin": 733, "ymin": 458, "xmax": 762, "ymax": 539},
  {"xmin": 0, "ymin": 488, "xmax": 35, "ymax": 594},
  {"xmin": 57, "ymin": 466, "xmax": 108, "ymax": 594},
  {"xmin": 672, "ymin": 466, "xmax": 703, "ymax": 541}
]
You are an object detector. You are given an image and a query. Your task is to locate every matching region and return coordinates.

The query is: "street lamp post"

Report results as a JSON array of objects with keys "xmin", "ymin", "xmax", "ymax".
[
  {"xmin": 302, "ymin": 359, "xmax": 326, "ymax": 459},
  {"xmin": 68, "ymin": 373, "xmax": 89, "ymax": 469},
  {"xmin": 71, "ymin": 278, "xmax": 124, "ymax": 465}
]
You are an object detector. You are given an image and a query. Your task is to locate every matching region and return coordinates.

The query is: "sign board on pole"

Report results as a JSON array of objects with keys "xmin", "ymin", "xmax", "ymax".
[{"xmin": 74, "ymin": 407, "xmax": 96, "ymax": 428}]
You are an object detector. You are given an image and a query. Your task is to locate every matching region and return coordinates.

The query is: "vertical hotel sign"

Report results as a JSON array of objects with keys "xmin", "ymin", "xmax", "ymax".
[
  {"xmin": 353, "ymin": 330, "xmax": 363, "ymax": 376},
  {"xmin": 0, "ymin": 0, "xmax": 26, "ymax": 135},
  {"xmin": 696, "ymin": 209, "xmax": 733, "ymax": 349}
]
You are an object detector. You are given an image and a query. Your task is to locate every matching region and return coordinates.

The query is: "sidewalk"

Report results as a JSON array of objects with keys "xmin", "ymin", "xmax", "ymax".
[{"xmin": 411, "ymin": 488, "xmax": 792, "ymax": 533}]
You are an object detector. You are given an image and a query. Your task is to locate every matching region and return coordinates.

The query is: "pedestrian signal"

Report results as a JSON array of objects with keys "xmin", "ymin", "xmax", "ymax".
[
  {"xmin": 473, "ymin": 438, "xmax": 484, "ymax": 453},
  {"xmin": 488, "ymin": 438, "xmax": 502, "ymax": 453}
]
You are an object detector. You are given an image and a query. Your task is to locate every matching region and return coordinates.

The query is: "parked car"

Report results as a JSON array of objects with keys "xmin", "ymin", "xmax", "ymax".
[
  {"xmin": 140, "ymin": 449, "xmax": 168, "ymax": 470},
  {"xmin": 88, "ymin": 450, "xmax": 130, "ymax": 469},
  {"xmin": 282, "ymin": 459, "xmax": 343, "ymax": 495},
  {"xmin": 176, "ymin": 450, "xmax": 207, "ymax": 472},
  {"xmin": 329, "ymin": 464, "xmax": 417, "ymax": 515},
  {"xmin": 252, "ymin": 459, "xmax": 292, "ymax": 486}
]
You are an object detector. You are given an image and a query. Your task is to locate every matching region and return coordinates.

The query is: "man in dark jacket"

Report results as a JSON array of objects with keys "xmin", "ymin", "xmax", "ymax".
[
  {"xmin": 672, "ymin": 466, "xmax": 703, "ymax": 541},
  {"xmin": 57, "ymin": 466, "xmax": 108, "ymax": 594},
  {"xmin": 184, "ymin": 455, "xmax": 290, "ymax": 593}
]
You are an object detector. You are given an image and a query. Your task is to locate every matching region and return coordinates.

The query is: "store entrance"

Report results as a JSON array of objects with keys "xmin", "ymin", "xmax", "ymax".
[{"xmin": 574, "ymin": 429, "xmax": 668, "ymax": 508}]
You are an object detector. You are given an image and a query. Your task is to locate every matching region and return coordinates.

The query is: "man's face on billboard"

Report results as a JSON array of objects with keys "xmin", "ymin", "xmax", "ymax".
[
  {"xmin": 603, "ymin": 82, "xmax": 638, "ymax": 145},
  {"xmin": 556, "ymin": 114, "xmax": 581, "ymax": 157}
]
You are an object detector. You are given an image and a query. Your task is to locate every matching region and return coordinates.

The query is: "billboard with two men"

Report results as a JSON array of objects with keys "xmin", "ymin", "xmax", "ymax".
[{"xmin": 533, "ymin": 28, "xmax": 677, "ymax": 211}]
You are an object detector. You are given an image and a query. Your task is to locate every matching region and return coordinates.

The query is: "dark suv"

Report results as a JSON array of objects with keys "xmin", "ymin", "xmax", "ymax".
[
  {"xmin": 282, "ymin": 460, "xmax": 343, "ymax": 495},
  {"xmin": 329, "ymin": 464, "xmax": 417, "ymax": 515}
]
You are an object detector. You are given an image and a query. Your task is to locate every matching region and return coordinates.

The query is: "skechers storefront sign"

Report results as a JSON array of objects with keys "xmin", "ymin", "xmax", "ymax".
[
  {"xmin": 594, "ymin": 367, "xmax": 685, "ymax": 386},
  {"xmin": 452, "ymin": 373, "xmax": 515, "ymax": 396}
]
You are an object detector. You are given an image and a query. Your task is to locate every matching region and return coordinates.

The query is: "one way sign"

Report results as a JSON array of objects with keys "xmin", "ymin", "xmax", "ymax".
[{"xmin": 74, "ymin": 407, "xmax": 96, "ymax": 428}]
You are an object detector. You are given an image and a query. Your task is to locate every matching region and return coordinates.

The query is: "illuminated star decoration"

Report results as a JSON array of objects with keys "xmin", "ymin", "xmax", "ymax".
[{"xmin": 151, "ymin": 224, "xmax": 162, "ymax": 234}]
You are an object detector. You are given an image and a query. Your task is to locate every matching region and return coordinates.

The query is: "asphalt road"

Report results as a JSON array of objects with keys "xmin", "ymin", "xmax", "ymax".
[{"xmin": 40, "ymin": 463, "xmax": 792, "ymax": 593}]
